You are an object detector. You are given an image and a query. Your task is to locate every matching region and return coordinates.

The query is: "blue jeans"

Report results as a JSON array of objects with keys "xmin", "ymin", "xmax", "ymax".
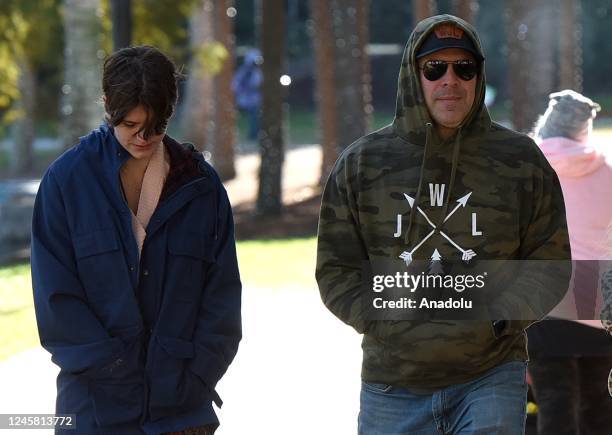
[{"xmin": 358, "ymin": 361, "xmax": 527, "ymax": 435}]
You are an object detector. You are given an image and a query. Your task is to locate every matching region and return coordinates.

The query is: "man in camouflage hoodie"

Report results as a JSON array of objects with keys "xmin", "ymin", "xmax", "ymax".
[{"xmin": 316, "ymin": 15, "xmax": 571, "ymax": 434}]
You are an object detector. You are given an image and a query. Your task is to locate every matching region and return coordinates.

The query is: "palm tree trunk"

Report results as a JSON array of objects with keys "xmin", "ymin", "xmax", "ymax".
[
  {"xmin": 330, "ymin": 0, "xmax": 372, "ymax": 152},
  {"xmin": 310, "ymin": 0, "xmax": 338, "ymax": 185},
  {"xmin": 505, "ymin": 0, "xmax": 555, "ymax": 132},
  {"xmin": 413, "ymin": 0, "xmax": 437, "ymax": 23},
  {"xmin": 212, "ymin": 0, "xmax": 237, "ymax": 181},
  {"xmin": 559, "ymin": 0, "xmax": 582, "ymax": 91},
  {"xmin": 62, "ymin": 0, "xmax": 104, "ymax": 150},
  {"xmin": 256, "ymin": 0, "xmax": 285, "ymax": 215},
  {"xmin": 453, "ymin": 0, "xmax": 477, "ymax": 24},
  {"xmin": 12, "ymin": 59, "xmax": 36, "ymax": 176},
  {"xmin": 357, "ymin": 0, "xmax": 373, "ymax": 135},
  {"xmin": 179, "ymin": 0, "xmax": 214, "ymax": 151}
]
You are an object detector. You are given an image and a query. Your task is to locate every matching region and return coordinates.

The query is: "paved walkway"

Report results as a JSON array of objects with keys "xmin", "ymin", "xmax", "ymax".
[
  {"xmin": 0, "ymin": 286, "xmax": 362, "ymax": 434},
  {"xmin": 223, "ymin": 144, "xmax": 321, "ymax": 208}
]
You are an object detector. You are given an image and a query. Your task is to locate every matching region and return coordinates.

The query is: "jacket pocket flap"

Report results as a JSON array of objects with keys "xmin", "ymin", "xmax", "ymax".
[
  {"xmin": 157, "ymin": 336, "xmax": 195, "ymax": 359},
  {"xmin": 73, "ymin": 229, "xmax": 119, "ymax": 259},
  {"xmin": 168, "ymin": 233, "xmax": 211, "ymax": 260}
]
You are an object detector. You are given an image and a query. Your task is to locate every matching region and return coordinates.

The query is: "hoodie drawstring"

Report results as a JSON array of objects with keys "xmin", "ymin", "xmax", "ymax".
[
  {"xmin": 436, "ymin": 128, "xmax": 462, "ymax": 231},
  {"xmin": 404, "ymin": 122, "xmax": 433, "ymax": 246},
  {"xmin": 404, "ymin": 125, "xmax": 463, "ymax": 246}
]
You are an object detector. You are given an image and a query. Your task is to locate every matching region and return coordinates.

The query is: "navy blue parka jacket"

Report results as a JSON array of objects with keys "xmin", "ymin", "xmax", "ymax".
[{"xmin": 31, "ymin": 124, "xmax": 242, "ymax": 434}]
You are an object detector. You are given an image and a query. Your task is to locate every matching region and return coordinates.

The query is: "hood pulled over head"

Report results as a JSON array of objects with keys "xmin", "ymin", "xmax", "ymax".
[{"xmin": 392, "ymin": 14, "xmax": 490, "ymax": 144}]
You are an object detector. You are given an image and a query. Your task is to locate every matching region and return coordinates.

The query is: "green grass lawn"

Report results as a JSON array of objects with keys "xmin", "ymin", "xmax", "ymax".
[
  {"xmin": 0, "ymin": 264, "xmax": 39, "ymax": 360},
  {"xmin": 0, "ymin": 237, "xmax": 317, "ymax": 361},
  {"xmin": 236, "ymin": 237, "xmax": 317, "ymax": 290}
]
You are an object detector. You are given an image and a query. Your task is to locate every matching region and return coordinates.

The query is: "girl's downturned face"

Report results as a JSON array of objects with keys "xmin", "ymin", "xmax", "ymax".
[{"xmin": 113, "ymin": 105, "xmax": 165, "ymax": 160}]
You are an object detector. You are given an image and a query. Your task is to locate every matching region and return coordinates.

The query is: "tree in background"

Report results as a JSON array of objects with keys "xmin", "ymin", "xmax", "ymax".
[
  {"xmin": 310, "ymin": 1, "xmax": 372, "ymax": 185},
  {"xmin": 330, "ymin": 0, "xmax": 372, "ymax": 155},
  {"xmin": 100, "ymin": 0, "xmax": 203, "ymax": 135},
  {"xmin": 129, "ymin": 0, "xmax": 195, "ymax": 58},
  {"xmin": 0, "ymin": 17, "xmax": 21, "ymax": 132},
  {"xmin": 125, "ymin": 0, "xmax": 202, "ymax": 146},
  {"xmin": 110, "ymin": 0, "xmax": 132, "ymax": 50},
  {"xmin": 1, "ymin": 0, "xmax": 213, "ymax": 176},
  {"xmin": 62, "ymin": 0, "xmax": 104, "ymax": 150},
  {"xmin": 180, "ymin": 0, "xmax": 215, "ymax": 150},
  {"xmin": 413, "ymin": 0, "xmax": 481, "ymax": 26},
  {"xmin": 505, "ymin": 0, "xmax": 555, "ymax": 132},
  {"xmin": 0, "ymin": 6, "xmax": 32, "ymax": 176},
  {"xmin": 310, "ymin": 0, "xmax": 338, "ymax": 186},
  {"xmin": 256, "ymin": 0, "xmax": 285, "ymax": 215},
  {"xmin": 453, "ymin": 0, "xmax": 477, "ymax": 23},
  {"xmin": 559, "ymin": 0, "xmax": 582, "ymax": 91},
  {"xmin": 179, "ymin": 0, "xmax": 236, "ymax": 180},
  {"xmin": 0, "ymin": 0, "xmax": 62, "ymax": 176},
  {"xmin": 12, "ymin": 57, "xmax": 35, "ymax": 176},
  {"xmin": 0, "ymin": 0, "xmax": 604, "ymax": 179},
  {"xmin": 211, "ymin": 0, "xmax": 237, "ymax": 181},
  {"xmin": 413, "ymin": 0, "xmax": 437, "ymax": 23}
]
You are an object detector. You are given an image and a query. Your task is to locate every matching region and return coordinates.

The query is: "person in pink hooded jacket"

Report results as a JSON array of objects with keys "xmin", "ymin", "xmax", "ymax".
[{"xmin": 527, "ymin": 90, "xmax": 612, "ymax": 434}]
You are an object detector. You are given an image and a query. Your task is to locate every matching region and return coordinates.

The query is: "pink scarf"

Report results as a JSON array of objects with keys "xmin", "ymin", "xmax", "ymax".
[{"xmin": 130, "ymin": 143, "xmax": 170, "ymax": 257}]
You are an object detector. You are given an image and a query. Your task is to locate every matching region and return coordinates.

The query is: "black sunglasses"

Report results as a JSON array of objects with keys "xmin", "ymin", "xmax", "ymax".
[{"xmin": 420, "ymin": 59, "xmax": 478, "ymax": 81}]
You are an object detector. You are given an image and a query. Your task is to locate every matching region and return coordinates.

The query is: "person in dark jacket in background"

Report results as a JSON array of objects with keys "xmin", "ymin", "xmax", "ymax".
[
  {"xmin": 231, "ymin": 48, "xmax": 263, "ymax": 141},
  {"xmin": 31, "ymin": 46, "xmax": 242, "ymax": 435}
]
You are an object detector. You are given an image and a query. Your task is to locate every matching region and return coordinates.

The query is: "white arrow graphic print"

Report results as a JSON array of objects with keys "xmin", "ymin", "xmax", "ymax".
[
  {"xmin": 439, "ymin": 231, "xmax": 477, "ymax": 261},
  {"xmin": 399, "ymin": 229, "xmax": 435, "ymax": 265},
  {"xmin": 399, "ymin": 191, "xmax": 479, "ymax": 264},
  {"xmin": 403, "ymin": 193, "xmax": 436, "ymax": 228},
  {"xmin": 443, "ymin": 192, "xmax": 472, "ymax": 223},
  {"xmin": 429, "ymin": 249, "xmax": 444, "ymax": 274}
]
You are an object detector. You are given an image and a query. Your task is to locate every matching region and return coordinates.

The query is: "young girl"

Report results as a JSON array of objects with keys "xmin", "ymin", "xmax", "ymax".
[{"xmin": 31, "ymin": 46, "xmax": 241, "ymax": 434}]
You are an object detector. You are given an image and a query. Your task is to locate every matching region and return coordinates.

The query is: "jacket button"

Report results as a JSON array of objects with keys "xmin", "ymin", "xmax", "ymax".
[
  {"xmin": 129, "ymin": 266, "xmax": 134, "ymax": 271},
  {"xmin": 143, "ymin": 269, "xmax": 149, "ymax": 276}
]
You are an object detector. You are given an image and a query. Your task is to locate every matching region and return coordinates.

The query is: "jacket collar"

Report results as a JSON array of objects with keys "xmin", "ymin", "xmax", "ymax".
[
  {"xmin": 99, "ymin": 122, "xmax": 132, "ymax": 172},
  {"xmin": 97, "ymin": 123, "xmax": 216, "ymax": 236}
]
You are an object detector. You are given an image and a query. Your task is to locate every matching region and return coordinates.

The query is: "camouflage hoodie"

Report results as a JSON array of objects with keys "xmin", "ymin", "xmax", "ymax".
[{"xmin": 316, "ymin": 15, "xmax": 571, "ymax": 390}]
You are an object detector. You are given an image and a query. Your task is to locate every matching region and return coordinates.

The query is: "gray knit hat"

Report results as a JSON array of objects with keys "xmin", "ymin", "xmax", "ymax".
[{"xmin": 534, "ymin": 90, "xmax": 601, "ymax": 141}]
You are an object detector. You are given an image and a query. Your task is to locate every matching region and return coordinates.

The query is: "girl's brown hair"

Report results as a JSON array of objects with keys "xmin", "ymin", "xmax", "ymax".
[{"xmin": 102, "ymin": 46, "xmax": 182, "ymax": 139}]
